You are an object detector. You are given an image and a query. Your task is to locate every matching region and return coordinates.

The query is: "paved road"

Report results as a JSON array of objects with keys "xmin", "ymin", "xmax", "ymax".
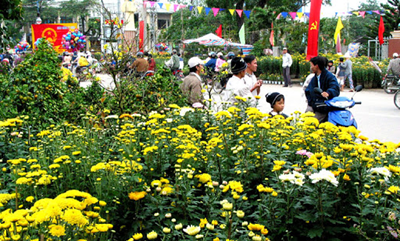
[
  {"xmin": 258, "ymin": 84, "xmax": 400, "ymax": 144},
  {"xmin": 87, "ymin": 74, "xmax": 400, "ymax": 144}
]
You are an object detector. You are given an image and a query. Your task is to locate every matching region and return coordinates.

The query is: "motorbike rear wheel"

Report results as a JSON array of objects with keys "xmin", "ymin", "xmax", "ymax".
[
  {"xmin": 395, "ymin": 90, "xmax": 400, "ymax": 109},
  {"xmin": 382, "ymin": 77, "xmax": 397, "ymax": 94}
]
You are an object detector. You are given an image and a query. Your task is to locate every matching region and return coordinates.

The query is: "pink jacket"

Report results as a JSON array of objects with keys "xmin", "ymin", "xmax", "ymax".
[{"xmin": 215, "ymin": 58, "xmax": 226, "ymax": 72}]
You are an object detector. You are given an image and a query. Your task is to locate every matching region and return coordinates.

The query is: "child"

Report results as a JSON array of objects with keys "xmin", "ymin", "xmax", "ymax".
[
  {"xmin": 335, "ymin": 57, "xmax": 345, "ymax": 91},
  {"xmin": 265, "ymin": 92, "xmax": 288, "ymax": 118}
]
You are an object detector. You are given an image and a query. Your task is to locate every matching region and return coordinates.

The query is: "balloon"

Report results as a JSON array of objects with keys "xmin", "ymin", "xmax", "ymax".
[{"xmin": 62, "ymin": 29, "xmax": 86, "ymax": 52}]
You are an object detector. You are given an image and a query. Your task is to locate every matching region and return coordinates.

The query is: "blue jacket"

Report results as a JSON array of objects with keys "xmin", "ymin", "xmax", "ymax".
[
  {"xmin": 205, "ymin": 58, "xmax": 217, "ymax": 71},
  {"xmin": 305, "ymin": 69, "xmax": 340, "ymax": 107}
]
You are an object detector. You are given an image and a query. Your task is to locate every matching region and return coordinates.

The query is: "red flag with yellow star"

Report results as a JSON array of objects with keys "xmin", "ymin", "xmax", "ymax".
[{"xmin": 306, "ymin": 0, "xmax": 322, "ymax": 60}]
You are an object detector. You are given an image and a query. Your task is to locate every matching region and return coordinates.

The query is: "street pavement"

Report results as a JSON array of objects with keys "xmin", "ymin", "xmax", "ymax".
[
  {"xmin": 87, "ymin": 74, "xmax": 400, "ymax": 144},
  {"xmin": 258, "ymin": 84, "xmax": 400, "ymax": 144}
]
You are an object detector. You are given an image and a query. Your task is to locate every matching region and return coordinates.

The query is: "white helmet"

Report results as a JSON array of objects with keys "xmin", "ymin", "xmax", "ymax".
[{"xmin": 394, "ymin": 53, "xmax": 399, "ymax": 58}]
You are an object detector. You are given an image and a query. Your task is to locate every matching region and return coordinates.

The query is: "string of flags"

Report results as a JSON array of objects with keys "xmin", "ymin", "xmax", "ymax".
[
  {"xmin": 277, "ymin": 10, "xmax": 386, "ymax": 20},
  {"xmin": 142, "ymin": 1, "xmax": 252, "ymax": 18}
]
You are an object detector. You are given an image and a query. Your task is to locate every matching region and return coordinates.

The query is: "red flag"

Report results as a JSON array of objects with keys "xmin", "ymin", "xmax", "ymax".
[
  {"xmin": 139, "ymin": 20, "xmax": 144, "ymax": 50},
  {"xmin": 336, "ymin": 34, "xmax": 341, "ymax": 54},
  {"xmin": 215, "ymin": 24, "xmax": 222, "ymax": 38},
  {"xmin": 379, "ymin": 16, "xmax": 385, "ymax": 45},
  {"xmin": 306, "ymin": 0, "xmax": 322, "ymax": 60},
  {"xmin": 269, "ymin": 22, "xmax": 274, "ymax": 47}
]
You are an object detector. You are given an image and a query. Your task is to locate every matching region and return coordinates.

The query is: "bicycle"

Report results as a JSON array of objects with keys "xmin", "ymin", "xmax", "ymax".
[{"xmin": 394, "ymin": 89, "xmax": 400, "ymax": 109}]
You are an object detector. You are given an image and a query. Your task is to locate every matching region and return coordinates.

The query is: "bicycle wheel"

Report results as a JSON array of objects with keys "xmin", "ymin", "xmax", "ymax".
[
  {"xmin": 395, "ymin": 90, "xmax": 400, "ymax": 109},
  {"xmin": 383, "ymin": 77, "xmax": 397, "ymax": 94}
]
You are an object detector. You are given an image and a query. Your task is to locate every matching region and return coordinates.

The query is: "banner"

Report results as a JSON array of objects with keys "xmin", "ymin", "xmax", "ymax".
[
  {"xmin": 306, "ymin": 0, "xmax": 322, "ymax": 60},
  {"xmin": 215, "ymin": 24, "xmax": 222, "ymax": 38},
  {"xmin": 31, "ymin": 23, "xmax": 78, "ymax": 53},
  {"xmin": 379, "ymin": 16, "xmax": 385, "ymax": 45},
  {"xmin": 269, "ymin": 22, "xmax": 274, "ymax": 47},
  {"xmin": 239, "ymin": 23, "xmax": 245, "ymax": 45},
  {"xmin": 139, "ymin": 20, "xmax": 144, "ymax": 50}
]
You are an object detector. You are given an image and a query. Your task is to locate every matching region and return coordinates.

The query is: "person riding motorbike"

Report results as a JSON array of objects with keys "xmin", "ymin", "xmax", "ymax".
[
  {"xmin": 305, "ymin": 56, "xmax": 340, "ymax": 123},
  {"xmin": 130, "ymin": 52, "xmax": 149, "ymax": 77}
]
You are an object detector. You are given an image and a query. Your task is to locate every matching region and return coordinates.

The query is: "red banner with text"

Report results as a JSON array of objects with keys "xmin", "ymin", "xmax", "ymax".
[
  {"xmin": 31, "ymin": 23, "xmax": 78, "ymax": 53},
  {"xmin": 306, "ymin": 0, "xmax": 322, "ymax": 60}
]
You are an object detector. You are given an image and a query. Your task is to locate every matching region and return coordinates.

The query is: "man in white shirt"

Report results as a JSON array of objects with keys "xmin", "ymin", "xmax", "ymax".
[
  {"xmin": 282, "ymin": 47, "xmax": 293, "ymax": 87},
  {"xmin": 243, "ymin": 55, "xmax": 262, "ymax": 96},
  {"xmin": 224, "ymin": 57, "xmax": 255, "ymax": 106}
]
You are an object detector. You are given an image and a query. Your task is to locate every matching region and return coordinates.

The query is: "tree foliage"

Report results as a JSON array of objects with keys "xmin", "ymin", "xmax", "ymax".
[{"xmin": 0, "ymin": 0, "xmax": 24, "ymax": 48}]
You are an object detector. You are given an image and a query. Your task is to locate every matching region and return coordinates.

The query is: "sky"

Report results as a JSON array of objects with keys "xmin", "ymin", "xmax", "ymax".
[{"xmin": 304, "ymin": 0, "xmax": 388, "ymax": 17}]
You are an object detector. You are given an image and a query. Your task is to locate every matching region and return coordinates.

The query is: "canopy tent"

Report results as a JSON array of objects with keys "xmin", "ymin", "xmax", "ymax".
[
  {"xmin": 183, "ymin": 33, "xmax": 228, "ymax": 45},
  {"xmin": 183, "ymin": 33, "xmax": 254, "ymax": 55}
]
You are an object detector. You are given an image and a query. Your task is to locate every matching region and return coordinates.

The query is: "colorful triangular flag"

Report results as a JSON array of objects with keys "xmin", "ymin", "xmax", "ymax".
[
  {"xmin": 281, "ymin": 12, "xmax": 288, "ymax": 18},
  {"xmin": 165, "ymin": 3, "xmax": 171, "ymax": 11},
  {"xmin": 297, "ymin": 12, "xmax": 304, "ymax": 19},
  {"xmin": 289, "ymin": 12, "xmax": 297, "ymax": 20},
  {"xmin": 229, "ymin": 9, "xmax": 235, "ymax": 16},
  {"xmin": 158, "ymin": 3, "xmax": 163, "ymax": 8},
  {"xmin": 205, "ymin": 7, "xmax": 211, "ymax": 15},
  {"xmin": 373, "ymin": 10, "xmax": 380, "ymax": 14},
  {"xmin": 173, "ymin": 4, "xmax": 179, "ymax": 12},
  {"xmin": 304, "ymin": 12, "xmax": 310, "ymax": 18},
  {"xmin": 243, "ymin": 10, "xmax": 251, "ymax": 19},
  {"xmin": 236, "ymin": 9, "xmax": 243, "ymax": 17},
  {"xmin": 212, "ymin": 8, "xmax": 219, "ymax": 17},
  {"xmin": 189, "ymin": 6, "xmax": 193, "ymax": 11},
  {"xmin": 353, "ymin": 11, "xmax": 359, "ymax": 15},
  {"xmin": 197, "ymin": 6, "xmax": 203, "ymax": 14},
  {"xmin": 359, "ymin": 11, "xmax": 365, "ymax": 18},
  {"xmin": 149, "ymin": 1, "xmax": 155, "ymax": 7}
]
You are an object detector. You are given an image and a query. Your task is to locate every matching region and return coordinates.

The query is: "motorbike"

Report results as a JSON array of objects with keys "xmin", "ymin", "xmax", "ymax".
[
  {"xmin": 314, "ymin": 85, "xmax": 363, "ymax": 128},
  {"xmin": 381, "ymin": 74, "xmax": 400, "ymax": 94}
]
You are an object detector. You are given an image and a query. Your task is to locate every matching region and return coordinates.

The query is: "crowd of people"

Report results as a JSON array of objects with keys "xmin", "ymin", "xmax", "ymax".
[{"xmin": 180, "ymin": 49, "xmax": 347, "ymax": 122}]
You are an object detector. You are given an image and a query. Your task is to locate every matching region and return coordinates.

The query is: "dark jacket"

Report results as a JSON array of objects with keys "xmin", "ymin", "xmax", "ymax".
[
  {"xmin": 205, "ymin": 58, "xmax": 217, "ymax": 71},
  {"xmin": 305, "ymin": 69, "xmax": 340, "ymax": 109}
]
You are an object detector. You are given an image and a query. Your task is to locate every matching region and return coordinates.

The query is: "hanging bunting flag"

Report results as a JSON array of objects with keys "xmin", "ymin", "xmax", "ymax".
[
  {"xmin": 244, "ymin": 10, "xmax": 251, "ymax": 19},
  {"xmin": 379, "ymin": 16, "xmax": 385, "ymax": 45},
  {"xmin": 276, "ymin": 13, "xmax": 281, "ymax": 20},
  {"xmin": 212, "ymin": 8, "xmax": 220, "ymax": 17},
  {"xmin": 239, "ymin": 23, "xmax": 245, "ymax": 44},
  {"xmin": 180, "ymin": 5, "xmax": 187, "ymax": 9},
  {"xmin": 143, "ymin": 1, "xmax": 147, "ymax": 8},
  {"xmin": 367, "ymin": 11, "xmax": 372, "ymax": 14},
  {"xmin": 297, "ymin": 12, "xmax": 304, "ymax": 19},
  {"xmin": 373, "ymin": 10, "xmax": 380, "ymax": 14},
  {"xmin": 306, "ymin": 0, "xmax": 322, "ymax": 60},
  {"xmin": 165, "ymin": 3, "xmax": 171, "ymax": 11},
  {"xmin": 197, "ymin": 6, "xmax": 203, "ymax": 14},
  {"xmin": 334, "ymin": 17, "xmax": 344, "ymax": 45},
  {"xmin": 359, "ymin": 11, "xmax": 366, "ymax": 18},
  {"xmin": 205, "ymin": 7, "xmax": 211, "ymax": 15},
  {"xmin": 289, "ymin": 12, "xmax": 297, "ymax": 20},
  {"xmin": 215, "ymin": 24, "xmax": 222, "ymax": 38},
  {"xmin": 149, "ymin": 1, "xmax": 155, "ymax": 7},
  {"xmin": 281, "ymin": 12, "xmax": 288, "ymax": 18},
  {"xmin": 189, "ymin": 6, "xmax": 193, "ymax": 11},
  {"xmin": 353, "ymin": 11, "xmax": 359, "ymax": 15},
  {"xmin": 304, "ymin": 12, "xmax": 310, "ymax": 18},
  {"xmin": 229, "ymin": 9, "xmax": 235, "ymax": 16},
  {"xmin": 158, "ymin": 3, "xmax": 163, "ymax": 9},
  {"xmin": 270, "ymin": 22, "xmax": 274, "ymax": 47},
  {"xmin": 348, "ymin": 11, "xmax": 353, "ymax": 15},
  {"xmin": 236, "ymin": 9, "xmax": 243, "ymax": 18},
  {"xmin": 173, "ymin": 4, "xmax": 179, "ymax": 12}
]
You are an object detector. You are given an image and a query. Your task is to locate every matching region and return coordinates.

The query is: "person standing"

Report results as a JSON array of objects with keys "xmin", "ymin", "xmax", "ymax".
[
  {"xmin": 147, "ymin": 53, "xmax": 156, "ymax": 72},
  {"xmin": 342, "ymin": 52, "xmax": 354, "ymax": 92},
  {"xmin": 180, "ymin": 57, "xmax": 205, "ymax": 107},
  {"xmin": 170, "ymin": 49, "xmax": 180, "ymax": 72},
  {"xmin": 326, "ymin": 60, "xmax": 335, "ymax": 74},
  {"xmin": 282, "ymin": 47, "xmax": 292, "ymax": 87},
  {"xmin": 223, "ymin": 57, "xmax": 255, "ymax": 106},
  {"xmin": 243, "ymin": 55, "xmax": 262, "ymax": 96},
  {"xmin": 305, "ymin": 56, "xmax": 340, "ymax": 123},
  {"xmin": 335, "ymin": 57, "xmax": 346, "ymax": 91}
]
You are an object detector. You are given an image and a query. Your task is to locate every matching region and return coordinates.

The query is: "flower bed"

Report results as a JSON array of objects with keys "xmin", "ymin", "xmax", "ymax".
[
  {"xmin": 1, "ymin": 103, "xmax": 400, "ymax": 240},
  {"xmin": 257, "ymin": 54, "xmax": 387, "ymax": 88}
]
